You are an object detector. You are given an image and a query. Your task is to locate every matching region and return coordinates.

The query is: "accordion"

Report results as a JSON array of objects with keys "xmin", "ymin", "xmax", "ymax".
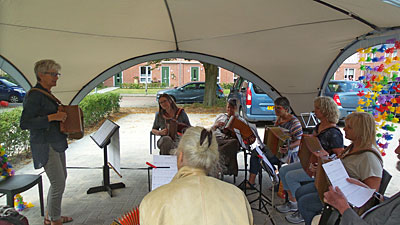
[
  {"xmin": 263, "ymin": 127, "xmax": 290, "ymax": 156},
  {"xmin": 298, "ymin": 135, "xmax": 324, "ymax": 178},
  {"xmin": 59, "ymin": 105, "xmax": 84, "ymax": 139},
  {"xmin": 224, "ymin": 116, "xmax": 255, "ymax": 144}
]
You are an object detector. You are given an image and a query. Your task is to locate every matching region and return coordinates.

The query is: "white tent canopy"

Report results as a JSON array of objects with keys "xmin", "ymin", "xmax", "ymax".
[{"xmin": 1, "ymin": 0, "xmax": 400, "ymax": 114}]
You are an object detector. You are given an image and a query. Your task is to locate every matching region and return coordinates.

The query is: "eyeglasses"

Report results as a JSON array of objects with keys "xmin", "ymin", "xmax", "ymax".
[{"xmin": 43, "ymin": 72, "xmax": 61, "ymax": 77}]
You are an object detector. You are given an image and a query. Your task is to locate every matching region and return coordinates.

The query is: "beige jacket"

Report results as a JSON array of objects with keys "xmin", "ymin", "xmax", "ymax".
[{"xmin": 140, "ymin": 166, "xmax": 253, "ymax": 225}]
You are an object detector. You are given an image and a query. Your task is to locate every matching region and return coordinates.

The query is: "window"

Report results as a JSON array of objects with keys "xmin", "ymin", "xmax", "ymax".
[
  {"xmin": 191, "ymin": 67, "xmax": 199, "ymax": 81},
  {"xmin": 344, "ymin": 68, "xmax": 355, "ymax": 81},
  {"xmin": 366, "ymin": 53, "xmax": 375, "ymax": 63},
  {"xmin": 217, "ymin": 67, "xmax": 221, "ymax": 83},
  {"xmin": 140, "ymin": 66, "xmax": 152, "ymax": 83},
  {"xmin": 183, "ymin": 83, "xmax": 197, "ymax": 90}
]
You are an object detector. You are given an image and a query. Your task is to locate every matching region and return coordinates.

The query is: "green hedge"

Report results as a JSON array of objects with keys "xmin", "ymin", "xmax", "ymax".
[
  {"xmin": 220, "ymin": 83, "xmax": 233, "ymax": 90},
  {"xmin": 79, "ymin": 93, "xmax": 121, "ymax": 127},
  {"xmin": 0, "ymin": 108, "xmax": 30, "ymax": 157},
  {"xmin": 120, "ymin": 82, "xmax": 169, "ymax": 89},
  {"xmin": 0, "ymin": 92, "xmax": 121, "ymax": 158}
]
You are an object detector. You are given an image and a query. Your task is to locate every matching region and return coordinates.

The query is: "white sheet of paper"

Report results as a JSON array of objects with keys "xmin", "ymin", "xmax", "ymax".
[
  {"xmin": 234, "ymin": 128, "xmax": 247, "ymax": 148},
  {"xmin": 151, "ymin": 155, "xmax": 178, "ymax": 191},
  {"xmin": 108, "ymin": 129, "xmax": 121, "ymax": 177},
  {"xmin": 255, "ymin": 146, "xmax": 278, "ymax": 181},
  {"xmin": 322, "ymin": 159, "xmax": 375, "ymax": 207}
]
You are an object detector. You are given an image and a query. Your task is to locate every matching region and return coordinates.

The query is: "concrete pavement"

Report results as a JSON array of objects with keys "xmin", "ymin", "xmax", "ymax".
[
  {"xmin": 6, "ymin": 112, "xmax": 292, "ymax": 225},
  {"xmin": 3, "ymin": 93, "xmax": 399, "ymax": 224}
]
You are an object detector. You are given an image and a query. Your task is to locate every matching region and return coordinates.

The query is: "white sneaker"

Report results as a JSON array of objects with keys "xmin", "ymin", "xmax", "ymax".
[
  {"xmin": 276, "ymin": 202, "xmax": 298, "ymax": 213},
  {"xmin": 285, "ymin": 211, "xmax": 305, "ymax": 224}
]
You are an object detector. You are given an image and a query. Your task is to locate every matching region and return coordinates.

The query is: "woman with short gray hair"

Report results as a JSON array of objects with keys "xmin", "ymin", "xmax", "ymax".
[
  {"xmin": 20, "ymin": 59, "xmax": 72, "ymax": 225},
  {"xmin": 140, "ymin": 126, "xmax": 253, "ymax": 225}
]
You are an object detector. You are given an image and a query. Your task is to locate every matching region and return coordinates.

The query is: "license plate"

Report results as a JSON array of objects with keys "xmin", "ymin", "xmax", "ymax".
[{"xmin": 267, "ymin": 106, "xmax": 274, "ymax": 110}]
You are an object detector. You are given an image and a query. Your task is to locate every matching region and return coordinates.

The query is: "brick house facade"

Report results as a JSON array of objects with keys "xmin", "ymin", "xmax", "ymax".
[
  {"xmin": 333, "ymin": 48, "xmax": 398, "ymax": 81},
  {"xmin": 104, "ymin": 46, "xmax": 399, "ymax": 87},
  {"xmin": 104, "ymin": 59, "xmax": 236, "ymax": 87}
]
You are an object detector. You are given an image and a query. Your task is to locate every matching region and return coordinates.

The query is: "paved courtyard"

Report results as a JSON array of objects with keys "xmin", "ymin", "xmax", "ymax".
[{"xmin": 2, "ymin": 108, "xmax": 399, "ymax": 225}]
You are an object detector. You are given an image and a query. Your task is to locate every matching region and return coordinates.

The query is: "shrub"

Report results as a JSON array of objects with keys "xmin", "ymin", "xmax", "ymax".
[
  {"xmin": 79, "ymin": 93, "xmax": 121, "ymax": 127},
  {"xmin": 0, "ymin": 108, "xmax": 30, "ymax": 157},
  {"xmin": 220, "ymin": 83, "xmax": 233, "ymax": 90}
]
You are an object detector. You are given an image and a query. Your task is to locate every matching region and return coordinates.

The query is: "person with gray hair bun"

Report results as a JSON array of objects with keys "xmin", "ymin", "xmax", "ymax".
[
  {"xmin": 20, "ymin": 59, "xmax": 72, "ymax": 225},
  {"xmin": 140, "ymin": 126, "xmax": 253, "ymax": 225}
]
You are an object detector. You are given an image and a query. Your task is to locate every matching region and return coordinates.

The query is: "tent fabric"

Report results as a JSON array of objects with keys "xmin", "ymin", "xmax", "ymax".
[{"xmin": 1, "ymin": 0, "xmax": 400, "ymax": 114}]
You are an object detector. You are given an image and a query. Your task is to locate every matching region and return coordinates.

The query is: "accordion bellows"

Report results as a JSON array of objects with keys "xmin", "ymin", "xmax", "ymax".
[{"xmin": 112, "ymin": 206, "xmax": 140, "ymax": 225}]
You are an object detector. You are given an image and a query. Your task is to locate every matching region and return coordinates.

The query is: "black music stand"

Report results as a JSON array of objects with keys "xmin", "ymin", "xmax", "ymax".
[
  {"xmin": 240, "ymin": 125, "xmax": 276, "ymax": 224},
  {"xmin": 88, "ymin": 119, "xmax": 125, "ymax": 197}
]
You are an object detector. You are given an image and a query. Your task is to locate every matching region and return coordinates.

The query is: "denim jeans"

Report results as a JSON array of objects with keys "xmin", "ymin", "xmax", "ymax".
[
  {"xmin": 279, "ymin": 162, "xmax": 314, "ymax": 195},
  {"xmin": 296, "ymin": 182, "xmax": 323, "ymax": 225}
]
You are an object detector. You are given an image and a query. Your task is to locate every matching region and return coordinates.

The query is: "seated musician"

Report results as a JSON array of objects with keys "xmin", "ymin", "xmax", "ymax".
[
  {"xmin": 323, "ymin": 138, "xmax": 400, "ymax": 225},
  {"xmin": 245, "ymin": 96, "xmax": 303, "ymax": 189},
  {"xmin": 151, "ymin": 94, "xmax": 191, "ymax": 155},
  {"xmin": 296, "ymin": 112, "xmax": 383, "ymax": 225},
  {"xmin": 211, "ymin": 98, "xmax": 243, "ymax": 176},
  {"xmin": 277, "ymin": 97, "xmax": 344, "ymax": 224},
  {"xmin": 140, "ymin": 127, "xmax": 253, "ymax": 225}
]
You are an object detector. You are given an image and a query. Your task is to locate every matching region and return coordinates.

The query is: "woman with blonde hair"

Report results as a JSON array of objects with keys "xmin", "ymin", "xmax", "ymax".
[
  {"xmin": 297, "ymin": 112, "xmax": 383, "ymax": 225},
  {"xmin": 140, "ymin": 126, "xmax": 253, "ymax": 225},
  {"xmin": 277, "ymin": 96, "xmax": 344, "ymax": 224}
]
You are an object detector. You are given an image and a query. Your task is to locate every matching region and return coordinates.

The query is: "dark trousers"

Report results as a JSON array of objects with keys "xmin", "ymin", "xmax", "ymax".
[
  {"xmin": 217, "ymin": 138, "xmax": 240, "ymax": 176},
  {"xmin": 249, "ymin": 146, "xmax": 280, "ymax": 174},
  {"xmin": 157, "ymin": 136, "xmax": 178, "ymax": 155}
]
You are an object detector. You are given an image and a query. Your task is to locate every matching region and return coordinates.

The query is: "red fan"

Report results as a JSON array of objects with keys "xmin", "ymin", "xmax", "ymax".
[{"xmin": 113, "ymin": 206, "xmax": 140, "ymax": 225}]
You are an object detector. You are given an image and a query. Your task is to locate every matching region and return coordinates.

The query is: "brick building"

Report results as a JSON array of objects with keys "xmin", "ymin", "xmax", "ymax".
[
  {"xmin": 104, "ymin": 45, "xmax": 399, "ymax": 87},
  {"xmin": 104, "ymin": 59, "xmax": 236, "ymax": 87},
  {"xmin": 333, "ymin": 46, "xmax": 399, "ymax": 81}
]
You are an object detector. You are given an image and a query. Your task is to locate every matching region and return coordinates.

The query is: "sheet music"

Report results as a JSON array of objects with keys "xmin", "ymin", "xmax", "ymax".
[
  {"xmin": 151, "ymin": 155, "xmax": 178, "ymax": 191},
  {"xmin": 234, "ymin": 128, "xmax": 247, "ymax": 148},
  {"xmin": 322, "ymin": 159, "xmax": 375, "ymax": 207},
  {"xmin": 108, "ymin": 129, "xmax": 121, "ymax": 177},
  {"xmin": 91, "ymin": 119, "xmax": 119, "ymax": 148},
  {"xmin": 255, "ymin": 146, "xmax": 278, "ymax": 181},
  {"xmin": 249, "ymin": 124, "xmax": 264, "ymax": 149}
]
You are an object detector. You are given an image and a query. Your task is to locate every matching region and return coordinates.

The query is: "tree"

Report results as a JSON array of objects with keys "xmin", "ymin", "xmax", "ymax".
[{"xmin": 202, "ymin": 62, "xmax": 218, "ymax": 107}]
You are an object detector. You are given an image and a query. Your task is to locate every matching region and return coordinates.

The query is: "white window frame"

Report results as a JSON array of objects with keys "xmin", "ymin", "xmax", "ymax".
[
  {"xmin": 191, "ymin": 66, "xmax": 200, "ymax": 81},
  {"xmin": 139, "ymin": 66, "xmax": 152, "ymax": 83},
  {"xmin": 344, "ymin": 68, "xmax": 355, "ymax": 81},
  {"xmin": 217, "ymin": 67, "xmax": 221, "ymax": 83}
]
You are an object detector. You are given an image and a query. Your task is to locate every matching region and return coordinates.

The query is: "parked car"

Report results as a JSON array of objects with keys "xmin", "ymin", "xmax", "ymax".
[
  {"xmin": 228, "ymin": 77, "xmax": 276, "ymax": 122},
  {"xmin": 324, "ymin": 80, "xmax": 370, "ymax": 120},
  {"xmin": 156, "ymin": 81, "xmax": 225, "ymax": 103},
  {"xmin": 0, "ymin": 78, "xmax": 26, "ymax": 103}
]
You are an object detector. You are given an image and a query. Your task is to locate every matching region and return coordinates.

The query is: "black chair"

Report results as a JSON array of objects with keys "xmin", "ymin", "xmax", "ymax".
[
  {"xmin": 149, "ymin": 131, "xmax": 158, "ymax": 154},
  {"xmin": 378, "ymin": 169, "xmax": 392, "ymax": 195},
  {"xmin": 0, "ymin": 174, "xmax": 44, "ymax": 216}
]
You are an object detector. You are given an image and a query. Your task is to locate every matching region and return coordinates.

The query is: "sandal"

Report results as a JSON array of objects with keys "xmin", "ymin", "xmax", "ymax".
[
  {"xmin": 61, "ymin": 216, "xmax": 73, "ymax": 223},
  {"xmin": 44, "ymin": 218, "xmax": 51, "ymax": 225},
  {"xmin": 44, "ymin": 216, "xmax": 73, "ymax": 224}
]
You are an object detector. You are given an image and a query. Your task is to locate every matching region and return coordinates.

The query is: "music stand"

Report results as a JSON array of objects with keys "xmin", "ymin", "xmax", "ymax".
[
  {"xmin": 88, "ymin": 119, "xmax": 125, "ymax": 197},
  {"xmin": 246, "ymin": 126, "xmax": 276, "ymax": 225}
]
